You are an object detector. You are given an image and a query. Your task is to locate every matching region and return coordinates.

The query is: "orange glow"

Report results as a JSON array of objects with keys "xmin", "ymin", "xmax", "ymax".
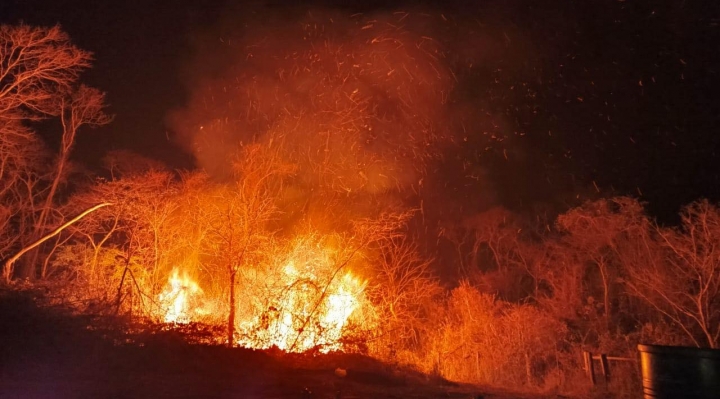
[
  {"xmin": 156, "ymin": 239, "xmax": 371, "ymax": 353},
  {"xmin": 238, "ymin": 260, "xmax": 365, "ymax": 353},
  {"xmin": 157, "ymin": 268, "xmax": 205, "ymax": 324},
  {"xmin": 237, "ymin": 239, "xmax": 369, "ymax": 353}
]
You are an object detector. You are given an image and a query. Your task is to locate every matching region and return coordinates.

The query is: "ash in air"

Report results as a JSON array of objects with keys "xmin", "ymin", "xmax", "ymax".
[{"xmin": 167, "ymin": 5, "xmax": 540, "ymax": 231}]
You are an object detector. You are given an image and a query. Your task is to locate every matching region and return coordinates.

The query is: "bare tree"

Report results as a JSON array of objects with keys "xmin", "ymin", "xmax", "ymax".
[
  {"xmin": 625, "ymin": 200, "xmax": 720, "ymax": 348},
  {"xmin": 0, "ymin": 24, "xmax": 91, "ymax": 117},
  {"xmin": 555, "ymin": 197, "xmax": 647, "ymax": 332},
  {"xmin": 459, "ymin": 207, "xmax": 538, "ymax": 302},
  {"xmin": 366, "ymin": 236, "xmax": 442, "ymax": 358},
  {"xmin": 0, "ymin": 119, "xmax": 48, "ymax": 258},
  {"xmin": 102, "ymin": 150, "xmax": 168, "ymax": 179},
  {"xmin": 191, "ymin": 143, "xmax": 294, "ymax": 346},
  {"xmin": 1, "ymin": 24, "xmax": 107, "ymax": 281},
  {"xmin": 37, "ymin": 86, "xmax": 111, "ymax": 237},
  {"xmin": 64, "ymin": 171, "xmax": 178, "ymax": 311},
  {"xmin": 23, "ymin": 86, "xmax": 111, "ymax": 279}
]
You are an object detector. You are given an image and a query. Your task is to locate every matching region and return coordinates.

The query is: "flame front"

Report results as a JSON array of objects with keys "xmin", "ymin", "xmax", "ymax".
[
  {"xmin": 158, "ymin": 268, "xmax": 204, "ymax": 324},
  {"xmin": 156, "ymin": 240, "xmax": 369, "ymax": 353},
  {"xmin": 238, "ymin": 261, "xmax": 365, "ymax": 352}
]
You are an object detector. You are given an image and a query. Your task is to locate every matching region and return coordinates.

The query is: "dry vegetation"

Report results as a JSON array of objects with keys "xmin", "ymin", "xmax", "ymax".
[{"xmin": 1, "ymin": 22, "xmax": 719, "ymax": 399}]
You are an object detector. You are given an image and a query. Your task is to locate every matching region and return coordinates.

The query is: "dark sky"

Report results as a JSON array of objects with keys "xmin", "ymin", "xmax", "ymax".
[{"xmin": 2, "ymin": 0, "xmax": 719, "ymax": 223}]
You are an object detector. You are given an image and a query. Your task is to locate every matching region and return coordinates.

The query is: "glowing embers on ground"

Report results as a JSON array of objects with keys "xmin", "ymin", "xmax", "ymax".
[
  {"xmin": 157, "ymin": 268, "xmax": 205, "ymax": 324},
  {"xmin": 237, "ymin": 240, "xmax": 369, "ymax": 353}
]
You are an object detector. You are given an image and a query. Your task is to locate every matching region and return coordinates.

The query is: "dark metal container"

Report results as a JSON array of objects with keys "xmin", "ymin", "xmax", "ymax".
[{"xmin": 638, "ymin": 344, "xmax": 720, "ymax": 399}]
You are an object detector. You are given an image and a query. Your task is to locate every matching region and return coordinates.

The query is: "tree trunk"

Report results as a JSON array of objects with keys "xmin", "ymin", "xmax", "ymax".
[
  {"xmin": 227, "ymin": 269, "xmax": 236, "ymax": 348},
  {"xmin": 525, "ymin": 352, "xmax": 532, "ymax": 386},
  {"xmin": 599, "ymin": 259, "xmax": 610, "ymax": 332},
  {"xmin": 37, "ymin": 156, "xmax": 67, "ymax": 237},
  {"xmin": 40, "ymin": 234, "xmax": 63, "ymax": 279},
  {"xmin": 25, "ymin": 155, "xmax": 69, "ymax": 279}
]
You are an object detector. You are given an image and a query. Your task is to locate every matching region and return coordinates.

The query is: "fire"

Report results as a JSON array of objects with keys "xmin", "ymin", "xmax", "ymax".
[
  {"xmin": 156, "ymin": 240, "xmax": 370, "ymax": 352},
  {"xmin": 157, "ymin": 268, "xmax": 204, "ymax": 324},
  {"xmin": 238, "ymin": 260, "xmax": 366, "ymax": 353},
  {"xmin": 237, "ymin": 237, "xmax": 370, "ymax": 353}
]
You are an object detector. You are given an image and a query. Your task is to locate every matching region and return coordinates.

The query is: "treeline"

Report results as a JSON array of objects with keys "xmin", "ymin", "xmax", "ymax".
[
  {"xmin": 8, "ymin": 157, "xmax": 719, "ymax": 393},
  {"xmin": 413, "ymin": 198, "xmax": 720, "ymax": 391}
]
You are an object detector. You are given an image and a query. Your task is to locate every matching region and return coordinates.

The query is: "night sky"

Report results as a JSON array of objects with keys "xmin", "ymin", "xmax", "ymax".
[{"xmin": 2, "ymin": 0, "xmax": 719, "ymax": 223}]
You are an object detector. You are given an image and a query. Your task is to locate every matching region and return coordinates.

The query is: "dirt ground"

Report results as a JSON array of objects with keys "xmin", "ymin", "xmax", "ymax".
[{"xmin": 0, "ymin": 288, "xmax": 558, "ymax": 399}]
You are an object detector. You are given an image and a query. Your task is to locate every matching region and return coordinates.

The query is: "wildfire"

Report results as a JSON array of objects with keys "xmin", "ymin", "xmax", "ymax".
[
  {"xmin": 238, "ymin": 261, "xmax": 366, "ymax": 353},
  {"xmin": 156, "ymin": 240, "xmax": 370, "ymax": 353},
  {"xmin": 157, "ymin": 268, "xmax": 204, "ymax": 324}
]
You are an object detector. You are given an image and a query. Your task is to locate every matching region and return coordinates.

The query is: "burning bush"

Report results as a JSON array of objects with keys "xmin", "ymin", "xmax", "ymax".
[
  {"xmin": 157, "ymin": 268, "xmax": 207, "ymax": 324},
  {"xmin": 146, "ymin": 220, "xmax": 408, "ymax": 353},
  {"xmin": 234, "ymin": 236, "xmax": 372, "ymax": 353}
]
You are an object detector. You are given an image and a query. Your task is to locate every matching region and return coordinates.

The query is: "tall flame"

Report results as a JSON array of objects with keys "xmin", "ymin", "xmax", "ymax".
[
  {"xmin": 158, "ymin": 268, "xmax": 204, "ymax": 324},
  {"xmin": 238, "ymin": 261, "xmax": 365, "ymax": 352}
]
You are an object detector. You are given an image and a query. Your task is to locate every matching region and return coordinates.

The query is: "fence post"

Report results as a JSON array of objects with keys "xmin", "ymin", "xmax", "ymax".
[
  {"xmin": 584, "ymin": 351, "xmax": 596, "ymax": 385},
  {"xmin": 475, "ymin": 352, "xmax": 480, "ymax": 382},
  {"xmin": 599, "ymin": 354, "xmax": 610, "ymax": 384}
]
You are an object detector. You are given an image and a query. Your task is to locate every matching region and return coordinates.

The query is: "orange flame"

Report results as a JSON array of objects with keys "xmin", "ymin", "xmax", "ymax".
[
  {"xmin": 157, "ymin": 268, "xmax": 204, "ymax": 324},
  {"xmin": 156, "ymin": 240, "xmax": 370, "ymax": 352},
  {"xmin": 238, "ymin": 260, "xmax": 365, "ymax": 352}
]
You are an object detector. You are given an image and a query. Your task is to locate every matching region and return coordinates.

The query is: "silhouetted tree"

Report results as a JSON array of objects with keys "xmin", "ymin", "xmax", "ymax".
[
  {"xmin": 0, "ymin": 24, "xmax": 91, "ymax": 118},
  {"xmin": 555, "ymin": 197, "xmax": 646, "ymax": 332}
]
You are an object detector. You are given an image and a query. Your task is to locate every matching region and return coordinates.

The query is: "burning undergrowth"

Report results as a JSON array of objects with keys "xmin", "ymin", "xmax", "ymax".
[
  {"xmin": 38, "ymin": 6, "xmax": 511, "ymax": 359},
  {"xmin": 152, "ymin": 235, "xmax": 376, "ymax": 353},
  {"xmin": 147, "ymin": 8, "xmax": 510, "ymax": 353},
  {"xmin": 234, "ymin": 237, "xmax": 370, "ymax": 353}
]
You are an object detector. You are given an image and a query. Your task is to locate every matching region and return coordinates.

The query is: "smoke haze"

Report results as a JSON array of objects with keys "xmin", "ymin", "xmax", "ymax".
[{"xmin": 167, "ymin": 2, "xmax": 545, "ymax": 238}]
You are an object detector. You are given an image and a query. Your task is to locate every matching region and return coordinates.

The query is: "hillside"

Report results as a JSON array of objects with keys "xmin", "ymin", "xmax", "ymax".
[{"xmin": 0, "ymin": 288, "xmax": 552, "ymax": 399}]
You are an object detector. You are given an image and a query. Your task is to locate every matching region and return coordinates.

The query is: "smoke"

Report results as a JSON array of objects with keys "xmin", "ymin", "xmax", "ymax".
[{"xmin": 167, "ymin": 2, "xmax": 544, "ymax": 235}]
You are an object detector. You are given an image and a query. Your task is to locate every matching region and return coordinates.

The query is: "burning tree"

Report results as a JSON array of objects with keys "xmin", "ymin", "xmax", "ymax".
[{"xmin": 153, "ymin": 170, "xmax": 415, "ymax": 353}]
